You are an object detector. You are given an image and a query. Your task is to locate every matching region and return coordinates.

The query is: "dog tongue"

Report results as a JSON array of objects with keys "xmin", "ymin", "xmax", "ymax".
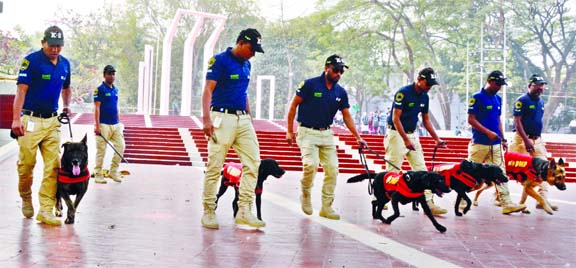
[{"xmin": 72, "ymin": 165, "xmax": 81, "ymax": 176}]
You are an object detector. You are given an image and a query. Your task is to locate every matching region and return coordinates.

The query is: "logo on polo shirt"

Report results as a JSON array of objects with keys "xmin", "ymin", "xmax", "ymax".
[
  {"xmin": 408, "ymin": 102, "xmax": 415, "ymax": 107},
  {"xmin": 314, "ymin": 92, "xmax": 322, "ymax": 97},
  {"xmin": 42, "ymin": 74, "xmax": 51, "ymax": 80},
  {"xmin": 230, "ymin": 74, "xmax": 239, "ymax": 80},
  {"xmin": 486, "ymin": 105, "xmax": 493, "ymax": 110},
  {"xmin": 20, "ymin": 59, "xmax": 30, "ymax": 71},
  {"xmin": 529, "ymin": 104, "xmax": 535, "ymax": 109}
]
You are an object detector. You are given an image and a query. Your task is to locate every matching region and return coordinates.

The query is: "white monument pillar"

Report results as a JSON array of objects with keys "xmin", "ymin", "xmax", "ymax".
[{"xmin": 255, "ymin": 75, "xmax": 276, "ymax": 120}]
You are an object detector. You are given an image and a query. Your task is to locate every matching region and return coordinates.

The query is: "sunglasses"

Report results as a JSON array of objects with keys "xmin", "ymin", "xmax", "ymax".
[{"xmin": 332, "ymin": 67, "xmax": 345, "ymax": 74}]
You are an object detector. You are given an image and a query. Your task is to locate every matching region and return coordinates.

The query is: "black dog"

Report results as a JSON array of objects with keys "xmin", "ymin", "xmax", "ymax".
[
  {"xmin": 348, "ymin": 170, "xmax": 451, "ymax": 233},
  {"xmin": 55, "ymin": 134, "xmax": 90, "ymax": 224},
  {"xmin": 432, "ymin": 160, "xmax": 508, "ymax": 216},
  {"xmin": 215, "ymin": 158, "xmax": 285, "ymax": 220}
]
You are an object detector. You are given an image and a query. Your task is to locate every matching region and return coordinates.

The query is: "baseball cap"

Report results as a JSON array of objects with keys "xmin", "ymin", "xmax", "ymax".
[
  {"xmin": 529, "ymin": 74, "xmax": 547, "ymax": 85},
  {"xmin": 103, "ymin": 65, "xmax": 116, "ymax": 74},
  {"xmin": 325, "ymin": 54, "xmax": 349, "ymax": 69},
  {"xmin": 487, "ymin": 70, "xmax": 508, "ymax": 85},
  {"xmin": 237, "ymin": 28, "xmax": 264, "ymax": 53},
  {"xmin": 43, "ymin": 26, "xmax": 64, "ymax": 46},
  {"xmin": 418, "ymin": 67, "xmax": 439, "ymax": 86}
]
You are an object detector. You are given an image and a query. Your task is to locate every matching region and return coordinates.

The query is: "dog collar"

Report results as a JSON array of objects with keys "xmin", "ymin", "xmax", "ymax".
[{"xmin": 58, "ymin": 167, "xmax": 90, "ymax": 183}]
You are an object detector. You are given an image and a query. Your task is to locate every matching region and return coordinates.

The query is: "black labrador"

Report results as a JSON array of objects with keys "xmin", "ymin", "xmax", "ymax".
[
  {"xmin": 432, "ymin": 160, "xmax": 508, "ymax": 216},
  {"xmin": 348, "ymin": 170, "xmax": 451, "ymax": 233},
  {"xmin": 55, "ymin": 134, "xmax": 90, "ymax": 224},
  {"xmin": 215, "ymin": 158, "xmax": 285, "ymax": 220}
]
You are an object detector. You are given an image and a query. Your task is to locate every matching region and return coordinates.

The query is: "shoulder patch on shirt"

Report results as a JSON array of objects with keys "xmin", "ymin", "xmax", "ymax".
[
  {"xmin": 515, "ymin": 101, "xmax": 522, "ymax": 109},
  {"xmin": 296, "ymin": 81, "xmax": 304, "ymax": 93},
  {"xmin": 93, "ymin": 88, "xmax": 99, "ymax": 95},
  {"xmin": 208, "ymin": 57, "xmax": 216, "ymax": 69},
  {"xmin": 20, "ymin": 59, "xmax": 30, "ymax": 71},
  {"xmin": 468, "ymin": 98, "xmax": 475, "ymax": 107},
  {"xmin": 395, "ymin": 92, "xmax": 404, "ymax": 102}
]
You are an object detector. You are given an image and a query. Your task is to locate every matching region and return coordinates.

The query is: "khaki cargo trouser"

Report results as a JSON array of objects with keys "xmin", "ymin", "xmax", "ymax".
[
  {"xmin": 202, "ymin": 112, "xmax": 260, "ymax": 210},
  {"xmin": 94, "ymin": 123, "xmax": 125, "ymax": 175},
  {"xmin": 17, "ymin": 115, "xmax": 61, "ymax": 213}
]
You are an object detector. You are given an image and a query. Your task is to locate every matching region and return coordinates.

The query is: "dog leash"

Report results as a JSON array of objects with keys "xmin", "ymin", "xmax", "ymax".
[
  {"xmin": 58, "ymin": 112, "xmax": 73, "ymax": 140},
  {"xmin": 99, "ymin": 135, "xmax": 129, "ymax": 164},
  {"xmin": 430, "ymin": 141, "xmax": 447, "ymax": 171},
  {"xmin": 358, "ymin": 146, "xmax": 374, "ymax": 195}
]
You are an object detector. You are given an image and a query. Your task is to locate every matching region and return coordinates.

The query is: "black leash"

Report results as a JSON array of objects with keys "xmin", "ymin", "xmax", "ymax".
[
  {"xmin": 58, "ymin": 112, "xmax": 73, "ymax": 140},
  {"xmin": 99, "ymin": 135, "xmax": 129, "ymax": 163},
  {"xmin": 430, "ymin": 141, "xmax": 447, "ymax": 171},
  {"xmin": 358, "ymin": 145, "xmax": 404, "ymax": 195}
]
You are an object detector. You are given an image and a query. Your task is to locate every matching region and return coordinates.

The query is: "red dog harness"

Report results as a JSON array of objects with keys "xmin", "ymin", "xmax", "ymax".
[
  {"xmin": 504, "ymin": 151, "xmax": 539, "ymax": 183},
  {"xmin": 57, "ymin": 167, "xmax": 90, "ymax": 183},
  {"xmin": 432, "ymin": 164, "xmax": 477, "ymax": 189},
  {"xmin": 222, "ymin": 163, "xmax": 264, "ymax": 194},
  {"xmin": 383, "ymin": 171, "xmax": 423, "ymax": 199},
  {"xmin": 223, "ymin": 163, "xmax": 243, "ymax": 188}
]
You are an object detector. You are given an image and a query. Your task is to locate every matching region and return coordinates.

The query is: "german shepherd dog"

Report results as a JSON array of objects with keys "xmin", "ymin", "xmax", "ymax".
[
  {"xmin": 55, "ymin": 135, "xmax": 90, "ymax": 224},
  {"xmin": 473, "ymin": 152, "xmax": 566, "ymax": 215},
  {"xmin": 215, "ymin": 158, "xmax": 285, "ymax": 220},
  {"xmin": 347, "ymin": 171, "xmax": 451, "ymax": 233},
  {"xmin": 432, "ymin": 160, "xmax": 509, "ymax": 216}
]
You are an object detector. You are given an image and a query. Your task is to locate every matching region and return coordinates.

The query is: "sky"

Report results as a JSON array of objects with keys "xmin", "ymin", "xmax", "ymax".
[{"xmin": 0, "ymin": 0, "xmax": 318, "ymax": 35}]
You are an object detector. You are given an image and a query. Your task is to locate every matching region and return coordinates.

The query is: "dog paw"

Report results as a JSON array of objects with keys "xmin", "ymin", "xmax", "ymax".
[
  {"xmin": 55, "ymin": 211, "xmax": 62, "ymax": 217},
  {"xmin": 463, "ymin": 208, "xmax": 470, "ymax": 214},
  {"xmin": 65, "ymin": 217, "xmax": 74, "ymax": 224},
  {"xmin": 436, "ymin": 225, "xmax": 447, "ymax": 233},
  {"xmin": 455, "ymin": 212, "xmax": 463, "ymax": 217}
]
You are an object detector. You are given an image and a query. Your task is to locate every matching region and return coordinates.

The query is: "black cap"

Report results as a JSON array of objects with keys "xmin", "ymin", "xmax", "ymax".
[
  {"xmin": 418, "ymin": 67, "xmax": 439, "ymax": 86},
  {"xmin": 487, "ymin": 70, "xmax": 508, "ymax": 85},
  {"xmin": 103, "ymin": 65, "xmax": 116, "ymax": 74},
  {"xmin": 325, "ymin": 54, "xmax": 349, "ymax": 68},
  {"xmin": 529, "ymin": 74, "xmax": 547, "ymax": 85},
  {"xmin": 43, "ymin": 26, "xmax": 64, "ymax": 46},
  {"xmin": 237, "ymin": 28, "xmax": 264, "ymax": 53}
]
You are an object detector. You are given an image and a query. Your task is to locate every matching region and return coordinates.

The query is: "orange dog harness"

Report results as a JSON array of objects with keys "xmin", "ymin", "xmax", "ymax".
[
  {"xmin": 504, "ymin": 151, "xmax": 539, "ymax": 182},
  {"xmin": 383, "ymin": 172, "xmax": 423, "ymax": 199},
  {"xmin": 57, "ymin": 167, "xmax": 90, "ymax": 183}
]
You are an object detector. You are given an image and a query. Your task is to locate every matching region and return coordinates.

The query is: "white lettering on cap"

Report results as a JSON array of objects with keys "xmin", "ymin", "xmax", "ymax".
[{"xmin": 51, "ymin": 32, "xmax": 62, "ymax": 39}]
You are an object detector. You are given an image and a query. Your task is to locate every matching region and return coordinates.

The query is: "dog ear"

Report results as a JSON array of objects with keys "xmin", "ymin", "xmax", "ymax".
[
  {"xmin": 549, "ymin": 158, "xmax": 557, "ymax": 169},
  {"xmin": 558, "ymin": 158, "xmax": 565, "ymax": 166},
  {"xmin": 81, "ymin": 134, "xmax": 88, "ymax": 145}
]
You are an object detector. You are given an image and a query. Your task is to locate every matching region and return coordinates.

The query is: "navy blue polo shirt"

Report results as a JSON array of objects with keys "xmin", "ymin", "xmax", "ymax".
[
  {"xmin": 206, "ymin": 47, "xmax": 251, "ymax": 110},
  {"xmin": 512, "ymin": 93, "xmax": 544, "ymax": 136},
  {"xmin": 296, "ymin": 72, "xmax": 350, "ymax": 128},
  {"xmin": 94, "ymin": 82, "xmax": 119, "ymax": 125},
  {"xmin": 17, "ymin": 49, "xmax": 71, "ymax": 114},
  {"xmin": 386, "ymin": 83, "xmax": 429, "ymax": 132},
  {"xmin": 468, "ymin": 88, "xmax": 502, "ymax": 145}
]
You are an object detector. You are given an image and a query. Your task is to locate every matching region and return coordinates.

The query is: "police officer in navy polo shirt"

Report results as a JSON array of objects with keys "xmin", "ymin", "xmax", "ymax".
[
  {"xmin": 201, "ymin": 28, "xmax": 265, "ymax": 229},
  {"xmin": 385, "ymin": 67, "xmax": 447, "ymax": 215},
  {"xmin": 11, "ymin": 25, "xmax": 71, "ymax": 225},
  {"xmin": 509, "ymin": 74, "xmax": 557, "ymax": 211},
  {"xmin": 286, "ymin": 54, "xmax": 365, "ymax": 220},
  {"xmin": 468, "ymin": 70, "xmax": 526, "ymax": 214},
  {"xmin": 93, "ymin": 65, "xmax": 125, "ymax": 184}
]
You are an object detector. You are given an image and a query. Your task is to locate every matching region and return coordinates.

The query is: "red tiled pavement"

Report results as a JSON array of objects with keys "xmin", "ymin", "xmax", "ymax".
[{"xmin": 0, "ymin": 145, "xmax": 575, "ymax": 267}]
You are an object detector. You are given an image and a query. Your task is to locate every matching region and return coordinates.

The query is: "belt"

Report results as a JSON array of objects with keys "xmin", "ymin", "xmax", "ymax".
[
  {"xmin": 22, "ymin": 110, "xmax": 57, "ymax": 119},
  {"xmin": 388, "ymin": 125, "xmax": 414, "ymax": 134},
  {"xmin": 210, "ymin": 106, "xmax": 247, "ymax": 115},
  {"xmin": 300, "ymin": 124, "xmax": 330, "ymax": 131},
  {"xmin": 528, "ymin": 135, "xmax": 540, "ymax": 139}
]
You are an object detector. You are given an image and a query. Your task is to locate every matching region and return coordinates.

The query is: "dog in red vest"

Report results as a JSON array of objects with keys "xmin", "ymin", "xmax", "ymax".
[
  {"xmin": 215, "ymin": 158, "xmax": 285, "ymax": 220},
  {"xmin": 473, "ymin": 152, "xmax": 566, "ymax": 214},
  {"xmin": 347, "ymin": 170, "xmax": 451, "ymax": 233},
  {"xmin": 55, "ymin": 134, "xmax": 90, "ymax": 224},
  {"xmin": 432, "ymin": 160, "xmax": 508, "ymax": 216}
]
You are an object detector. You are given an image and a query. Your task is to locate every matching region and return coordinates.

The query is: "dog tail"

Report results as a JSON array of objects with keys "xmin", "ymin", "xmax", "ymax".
[{"xmin": 347, "ymin": 172, "xmax": 376, "ymax": 183}]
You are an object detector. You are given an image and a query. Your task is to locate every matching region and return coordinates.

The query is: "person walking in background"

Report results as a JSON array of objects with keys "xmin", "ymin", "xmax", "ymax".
[
  {"xmin": 93, "ymin": 65, "xmax": 125, "ymax": 184},
  {"xmin": 467, "ymin": 70, "xmax": 526, "ymax": 214},
  {"xmin": 201, "ymin": 28, "xmax": 265, "ymax": 229},
  {"xmin": 509, "ymin": 74, "xmax": 557, "ymax": 210},
  {"xmin": 11, "ymin": 26, "xmax": 71, "ymax": 225},
  {"xmin": 286, "ymin": 54, "xmax": 365, "ymax": 220}
]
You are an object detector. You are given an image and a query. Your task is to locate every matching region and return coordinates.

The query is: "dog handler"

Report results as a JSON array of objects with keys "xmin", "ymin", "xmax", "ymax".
[
  {"xmin": 467, "ymin": 70, "xmax": 526, "ymax": 214},
  {"xmin": 384, "ymin": 67, "xmax": 447, "ymax": 215},
  {"xmin": 11, "ymin": 26, "xmax": 71, "ymax": 225},
  {"xmin": 509, "ymin": 74, "xmax": 557, "ymax": 210},
  {"xmin": 93, "ymin": 65, "xmax": 125, "ymax": 184},
  {"xmin": 201, "ymin": 28, "xmax": 265, "ymax": 229},
  {"xmin": 286, "ymin": 54, "xmax": 365, "ymax": 220}
]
